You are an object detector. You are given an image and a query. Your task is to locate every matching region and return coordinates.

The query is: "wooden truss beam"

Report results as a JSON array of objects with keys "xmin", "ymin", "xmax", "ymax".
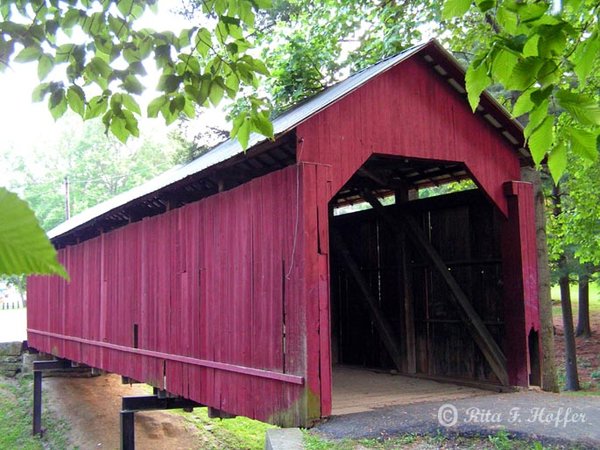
[
  {"xmin": 331, "ymin": 230, "xmax": 404, "ymax": 372},
  {"xmin": 360, "ymin": 190, "xmax": 509, "ymax": 386}
]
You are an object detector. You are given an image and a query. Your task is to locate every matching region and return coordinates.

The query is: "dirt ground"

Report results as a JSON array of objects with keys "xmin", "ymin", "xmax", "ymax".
[
  {"xmin": 44, "ymin": 373, "xmax": 201, "ymax": 450},
  {"xmin": 553, "ymin": 308, "xmax": 600, "ymax": 390}
]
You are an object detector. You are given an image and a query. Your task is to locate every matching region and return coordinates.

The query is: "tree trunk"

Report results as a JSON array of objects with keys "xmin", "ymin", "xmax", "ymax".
[
  {"xmin": 552, "ymin": 183, "xmax": 580, "ymax": 391},
  {"xmin": 576, "ymin": 269, "xmax": 592, "ymax": 338},
  {"xmin": 521, "ymin": 167, "xmax": 558, "ymax": 392}
]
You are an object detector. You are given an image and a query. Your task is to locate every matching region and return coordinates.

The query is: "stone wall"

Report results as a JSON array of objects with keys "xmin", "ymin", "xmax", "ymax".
[{"xmin": 0, "ymin": 341, "xmax": 24, "ymax": 377}]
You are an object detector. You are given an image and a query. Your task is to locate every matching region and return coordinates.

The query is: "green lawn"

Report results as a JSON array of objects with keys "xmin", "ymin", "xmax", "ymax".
[
  {"xmin": 176, "ymin": 407, "xmax": 275, "ymax": 449},
  {"xmin": 0, "ymin": 375, "xmax": 69, "ymax": 450},
  {"xmin": 550, "ymin": 282, "xmax": 600, "ymax": 317},
  {"xmin": 304, "ymin": 430, "xmax": 550, "ymax": 449}
]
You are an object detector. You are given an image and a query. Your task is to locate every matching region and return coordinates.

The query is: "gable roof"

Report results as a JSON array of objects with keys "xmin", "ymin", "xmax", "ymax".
[{"xmin": 48, "ymin": 39, "xmax": 528, "ymax": 244}]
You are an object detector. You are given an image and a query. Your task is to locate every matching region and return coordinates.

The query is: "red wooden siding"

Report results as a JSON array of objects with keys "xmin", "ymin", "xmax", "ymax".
[
  {"xmin": 28, "ymin": 165, "xmax": 322, "ymax": 426},
  {"xmin": 296, "ymin": 57, "xmax": 521, "ymax": 216},
  {"xmin": 502, "ymin": 181, "xmax": 541, "ymax": 385},
  {"xmin": 296, "ymin": 56, "xmax": 537, "ymax": 410},
  {"xmin": 27, "ymin": 48, "xmax": 541, "ymax": 427}
]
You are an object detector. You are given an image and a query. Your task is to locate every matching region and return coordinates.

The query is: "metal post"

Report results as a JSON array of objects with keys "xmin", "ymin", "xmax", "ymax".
[
  {"xmin": 33, "ymin": 370, "xmax": 42, "ymax": 435},
  {"xmin": 120, "ymin": 410, "xmax": 135, "ymax": 450},
  {"xmin": 64, "ymin": 175, "xmax": 71, "ymax": 220}
]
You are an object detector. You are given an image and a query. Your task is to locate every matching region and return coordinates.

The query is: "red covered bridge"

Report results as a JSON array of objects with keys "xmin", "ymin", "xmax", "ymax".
[{"xmin": 28, "ymin": 40, "xmax": 541, "ymax": 427}]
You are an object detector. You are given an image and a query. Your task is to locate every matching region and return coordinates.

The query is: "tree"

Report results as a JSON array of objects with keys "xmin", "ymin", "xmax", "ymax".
[
  {"xmin": 3, "ymin": 119, "xmax": 182, "ymax": 230},
  {"xmin": 547, "ymin": 155, "xmax": 600, "ymax": 339},
  {"xmin": 551, "ymin": 182, "xmax": 580, "ymax": 390},
  {"xmin": 0, "ymin": 0, "xmax": 274, "ymax": 145},
  {"xmin": 0, "ymin": 0, "xmax": 274, "ymax": 281},
  {"xmin": 443, "ymin": 0, "xmax": 600, "ymax": 182}
]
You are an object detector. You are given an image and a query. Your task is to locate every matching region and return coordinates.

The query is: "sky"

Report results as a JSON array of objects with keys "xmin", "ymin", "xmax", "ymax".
[{"xmin": 0, "ymin": 0, "xmax": 227, "ymax": 185}]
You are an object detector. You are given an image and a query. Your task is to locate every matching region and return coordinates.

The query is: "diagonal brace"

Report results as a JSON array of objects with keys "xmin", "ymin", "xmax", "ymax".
[
  {"xmin": 331, "ymin": 230, "xmax": 404, "ymax": 372},
  {"xmin": 360, "ymin": 190, "xmax": 509, "ymax": 386}
]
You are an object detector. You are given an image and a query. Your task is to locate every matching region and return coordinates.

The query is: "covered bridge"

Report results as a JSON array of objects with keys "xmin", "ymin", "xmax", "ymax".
[{"xmin": 28, "ymin": 40, "xmax": 541, "ymax": 427}]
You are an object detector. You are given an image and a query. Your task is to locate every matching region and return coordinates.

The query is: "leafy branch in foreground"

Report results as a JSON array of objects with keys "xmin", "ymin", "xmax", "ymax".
[
  {"xmin": 0, "ymin": 0, "xmax": 273, "ymax": 146},
  {"xmin": 443, "ymin": 0, "xmax": 600, "ymax": 182},
  {"xmin": 0, "ymin": 187, "xmax": 68, "ymax": 279}
]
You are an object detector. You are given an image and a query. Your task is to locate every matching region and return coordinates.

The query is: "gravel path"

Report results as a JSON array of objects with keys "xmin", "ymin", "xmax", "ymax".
[{"xmin": 314, "ymin": 391, "xmax": 600, "ymax": 449}]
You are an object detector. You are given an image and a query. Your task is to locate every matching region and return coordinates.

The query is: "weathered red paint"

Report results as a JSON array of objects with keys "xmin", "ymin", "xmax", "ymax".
[
  {"xmin": 501, "ymin": 181, "xmax": 541, "ymax": 386},
  {"xmin": 28, "ymin": 44, "xmax": 540, "ymax": 426},
  {"xmin": 29, "ymin": 166, "xmax": 314, "ymax": 426},
  {"xmin": 296, "ymin": 57, "xmax": 522, "ymax": 216}
]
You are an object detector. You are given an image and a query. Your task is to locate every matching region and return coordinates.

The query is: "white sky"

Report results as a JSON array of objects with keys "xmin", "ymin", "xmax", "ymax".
[{"xmin": 0, "ymin": 0, "xmax": 227, "ymax": 185}]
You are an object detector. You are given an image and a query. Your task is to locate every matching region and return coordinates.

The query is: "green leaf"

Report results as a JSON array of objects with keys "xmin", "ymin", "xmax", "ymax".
[
  {"xmin": 251, "ymin": 111, "xmax": 273, "ymax": 138},
  {"xmin": 571, "ymin": 34, "xmax": 600, "ymax": 85},
  {"xmin": 476, "ymin": 0, "xmax": 495, "ymax": 13},
  {"xmin": 37, "ymin": 54, "xmax": 54, "ymax": 81},
  {"xmin": 239, "ymin": 1, "xmax": 255, "ymax": 27},
  {"xmin": 237, "ymin": 116, "xmax": 251, "ymax": 149},
  {"xmin": 465, "ymin": 59, "xmax": 491, "ymax": 111},
  {"xmin": 182, "ymin": 96, "xmax": 195, "ymax": 118},
  {"xmin": 556, "ymin": 90, "xmax": 600, "ymax": 127},
  {"xmin": 496, "ymin": 6, "xmax": 518, "ymax": 34},
  {"xmin": 85, "ymin": 95, "xmax": 108, "ymax": 120},
  {"xmin": 506, "ymin": 58, "xmax": 543, "ymax": 90},
  {"xmin": 55, "ymin": 44, "xmax": 76, "ymax": 63},
  {"xmin": 524, "ymin": 100, "xmax": 549, "ymax": 138},
  {"xmin": 110, "ymin": 115, "xmax": 129, "ymax": 143},
  {"xmin": 117, "ymin": 0, "xmax": 134, "ymax": 16},
  {"xmin": 62, "ymin": 8, "xmax": 82, "ymax": 31},
  {"xmin": 522, "ymin": 34, "xmax": 539, "ymax": 57},
  {"xmin": 208, "ymin": 81, "xmax": 224, "ymax": 106},
  {"xmin": 67, "ymin": 85, "xmax": 86, "ymax": 118},
  {"xmin": 547, "ymin": 141, "xmax": 567, "ymax": 183},
  {"xmin": 89, "ymin": 56, "xmax": 112, "ymax": 79},
  {"xmin": 231, "ymin": 112, "xmax": 250, "ymax": 148},
  {"xmin": 14, "ymin": 45, "xmax": 42, "ymax": 63},
  {"xmin": 442, "ymin": 0, "xmax": 471, "ymax": 19},
  {"xmin": 519, "ymin": 2, "xmax": 548, "ymax": 22},
  {"xmin": 0, "ymin": 187, "xmax": 68, "ymax": 279},
  {"xmin": 157, "ymin": 74, "xmax": 182, "ymax": 93},
  {"xmin": 123, "ymin": 74, "xmax": 143, "ymax": 95},
  {"xmin": 537, "ymin": 60, "xmax": 559, "ymax": 87},
  {"xmin": 512, "ymin": 91, "xmax": 535, "ymax": 118},
  {"xmin": 147, "ymin": 95, "xmax": 168, "ymax": 118},
  {"xmin": 49, "ymin": 89, "xmax": 67, "ymax": 120},
  {"xmin": 492, "ymin": 49, "xmax": 518, "ymax": 86},
  {"xmin": 32, "ymin": 83, "xmax": 51, "ymax": 103},
  {"xmin": 194, "ymin": 28, "xmax": 212, "ymax": 57},
  {"xmin": 538, "ymin": 28, "xmax": 566, "ymax": 58},
  {"xmin": 121, "ymin": 93, "xmax": 141, "ymax": 115},
  {"xmin": 568, "ymin": 127, "xmax": 598, "ymax": 160},
  {"xmin": 121, "ymin": 109, "xmax": 140, "ymax": 137},
  {"xmin": 528, "ymin": 116, "xmax": 554, "ymax": 165}
]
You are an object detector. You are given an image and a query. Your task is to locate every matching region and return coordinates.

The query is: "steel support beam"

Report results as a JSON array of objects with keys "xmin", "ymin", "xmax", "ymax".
[
  {"xmin": 32, "ymin": 359, "xmax": 76, "ymax": 436},
  {"xmin": 122, "ymin": 395, "xmax": 202, "ymax": 412},
  {"xmin": 33, "ymin": 370, "xmax": 42, "ymax": 436},
  {"xmin": 33, "ymin": 359, "xmax": 72, "ymax": 371},
  {"xmin": 120, "ymin": 410, "xmax": 135, "ymax": 450},
  {"xmin": 119, "ymin": 395, "xmax": 203, "ymax": 449}
]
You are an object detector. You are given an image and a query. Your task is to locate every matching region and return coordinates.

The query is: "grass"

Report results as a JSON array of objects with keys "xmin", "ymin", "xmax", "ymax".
[
  {"xmin": 303, "ymin": 430, "xmax": 552, "ymax": 450},
  {"xmin": 176, "ymin": 407, "xmax": 275, "ymax": 450},
  {"xmin": 0, "ymin": 374, "xmax": 70, "ymax": 450},
  {"xmin": 550, "ymin": 281, "xmax": 600, "ymax": 317}
]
